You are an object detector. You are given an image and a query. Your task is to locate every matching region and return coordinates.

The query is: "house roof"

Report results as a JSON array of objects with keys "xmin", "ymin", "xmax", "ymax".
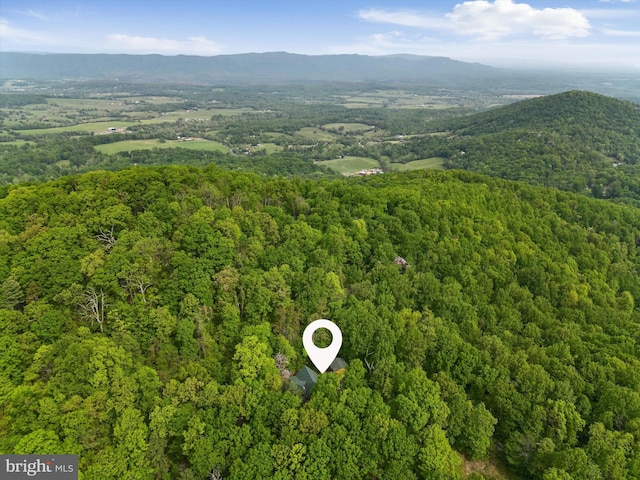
[
  {"xmin": 290, "ymin": 365, "xmax": 318, "ymax": 398},
  {"xmin": 294, "ymin": 365, "xmax": 318, "ymax": 386},
  {"xmin": 330, "ymin": 357, "xmax": 348, "ymax": 371}
]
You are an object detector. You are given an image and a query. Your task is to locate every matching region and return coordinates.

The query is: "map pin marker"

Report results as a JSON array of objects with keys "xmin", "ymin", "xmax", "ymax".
[{"xmin": 303, "ymin": 319, "xmax": 342, "ymax": 373}]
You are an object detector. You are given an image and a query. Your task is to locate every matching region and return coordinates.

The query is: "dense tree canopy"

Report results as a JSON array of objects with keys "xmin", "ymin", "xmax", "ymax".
[
  {"xmin": 435, "ymin": 91, "xmax": 640, "ymax": 206},
  {"xmin": 0, "ymin": 165, "xmax": 638, "ymax": 479}
]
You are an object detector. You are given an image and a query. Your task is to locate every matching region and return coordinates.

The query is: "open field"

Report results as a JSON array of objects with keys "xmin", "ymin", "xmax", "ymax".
[
  {"xmin": 390, "ymin": 158, "xmax": 446, "ymax": 171},
  {"xmin": 0, "ymin": 97, "xmax": 171, "ymax": 129},
  {"xmin": 317, "ymin": 156, "xmax": 379, "ymax": 175},
  {"xmin": 94, "ymin": 139, "xmax": 228, "ymax": 154},
  {"xmin": 322, "ymin": 122, "xmax": 374, "ymax": 133},
  {"xmin": 139, "ymin": 108, "xmax": 256, "ymax": 124},
  {"xmin": 48, "ymin": 98, "xmax": 137, "ymax": 110},
  {"xmin": 252, "ymin": 143, "xmax": 283, "ymax": 154},
  {"xmin": 337, "ymin": 90, "xmax": 463, "ymax": 109},
  {"xmin": 17, "ymin": 121, "xmax": 136, "ymax": 135},
  {"xmin": 0, "ymin": 139, "xmax": 34, "ymax": 146},
  {"xmin": 295, "ymin": 127, "xmax": 337, "ymax": 142},
  {"xmin": 11, "ymin": 106, "xmax": 253, "ymax": 135}
]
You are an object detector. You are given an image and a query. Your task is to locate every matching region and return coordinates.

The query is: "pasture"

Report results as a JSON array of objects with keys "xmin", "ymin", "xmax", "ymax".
[
  {"xmin": 295, "ymin": 127, "xmax": 337, "ymax": 142},
  {"xmin": 337, "ymin": 90, "xmax": 461, "ymax": 109},
  {"xmin": 390, "ymin": 158, "xmax": 446, "ymax": 171},
  {"xmin": 317, "ymin": 157, "xmax": 380, "ymax": 175},
  {"xmin": 322, "ymin": 123, "xmax": 374, "ymax": 134},
  {"xmin": 94, "ymin": 139, "xmax": 228, "ymax": 154}
]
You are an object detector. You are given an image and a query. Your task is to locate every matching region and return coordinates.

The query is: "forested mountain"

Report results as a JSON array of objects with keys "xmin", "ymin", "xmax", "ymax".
[
  {"xmin": 1, "ymin": 165, "xmax": 639, "ymax": 479},
  {"xmin": 423, "ymin": 91, "xmax": 640, "ymax": 205},
  {"xmin": 0, "ymin": 52, "xmax": 497, "ymax": 85}
]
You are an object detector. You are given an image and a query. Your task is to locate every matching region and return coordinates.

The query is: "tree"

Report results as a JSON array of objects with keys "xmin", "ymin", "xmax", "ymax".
[
  {"xmin": 417, "ymin": 424, "xmax": 462, "ymax": 479},
  {"xmin": 0, "ymin": 276, "xmax": 24, "ymax": 310},
  {"xmin": 460, "ymin": 403, "xmax": 497, "ymax": 460},
  {"xmin": 79, "ymin": 287, "xmax": 107, "ymax": 332}
]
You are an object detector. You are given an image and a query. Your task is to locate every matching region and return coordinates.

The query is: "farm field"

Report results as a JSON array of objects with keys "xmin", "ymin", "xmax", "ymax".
[
  {"xmin": 251, "ymin": 143, "xmax": 283, "ymax": 154},
  {"xmin": 0, "ymin": 139, "xmax": 34, "ymax": 146},
  {"xmin": 390, "ymin": 157, "xmax": 446, "ymax": 171},
  {"xmin": 322, "ymin": 122, "xmax": 374, "ymax": 134},
  {"xmin": 295, "ymin": 127, "xmax": 338, "ymax": 142},
  {"xmin": 17, "ymin": 121, "xmax": 136, "ymax": 135},
  {"xmin": 317, "ymin": 156, "xmax": 380, "ymax": 174},
  {"xmin": 5, "ymin": 108, "xmax": 258, "ymax": 136},
  {"xmin": 94, "ymin": 138, "xmax": 228, "ymax": 154},
  {"xmin": 336, "ymin": 90, "xmax": 465, "ymax": 109}
]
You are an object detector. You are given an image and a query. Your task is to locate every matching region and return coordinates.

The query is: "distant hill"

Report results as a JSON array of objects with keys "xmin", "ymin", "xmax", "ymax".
[
  {"xmin": 0, "ymin": 51, "xmax": 498, "ymax": 85},
  {"xmin": 442, "ymin": 90, "xmax": 640, "ymax": 137},
  {"xmin": 432, "ymin": 91, "xmax": 640, "ymax": 204}
]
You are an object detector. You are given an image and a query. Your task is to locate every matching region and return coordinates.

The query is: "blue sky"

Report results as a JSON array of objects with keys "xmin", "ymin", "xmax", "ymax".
[{"xmin": 1, "ymin": 0, "xmax": 639, "ymax": 69}]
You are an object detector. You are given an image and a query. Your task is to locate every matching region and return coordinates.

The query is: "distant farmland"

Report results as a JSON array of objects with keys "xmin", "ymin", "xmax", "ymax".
[{"xmin": 95, "ymin": 139, "xmax": 228, "ymax": 154}]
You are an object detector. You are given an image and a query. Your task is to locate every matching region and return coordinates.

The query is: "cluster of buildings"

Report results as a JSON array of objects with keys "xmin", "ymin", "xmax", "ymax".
[
  {"xmin": 347, "ymin": 168, "xmax": 384, "ymax": 177},
  {"xmin": 290, "ymin": 357, "xmax": 348, "ymax": 399}
]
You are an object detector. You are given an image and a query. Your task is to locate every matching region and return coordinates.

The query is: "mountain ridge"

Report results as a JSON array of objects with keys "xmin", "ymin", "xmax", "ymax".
[{"xmin": 0, "ymin": 51, "xmax": 499, "ymax": 84}]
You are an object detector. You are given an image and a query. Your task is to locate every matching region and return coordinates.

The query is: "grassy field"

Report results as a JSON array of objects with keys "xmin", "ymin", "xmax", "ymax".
[
  {"xmin": 322, "ymin": 122, "xmax": 374, "ymax": 133},
  {"xmin": 10, "ymin": 106, "xmax": 259, "ymax": 135},
  {"xmin": 139, "ymin": 108, "xmax": 255, "ymax": 124},
  {"xmin": 95, "ymin": 139, "xmax": 228, "ymax": 154},
  {"xmin": 0, "ymin": 139, "xmax": 34, "ymax": 146},
  {"xmin": 317, "ymin": 157, "xmax": 380, "ymax": 175},
  {"xmin": 295, "ymin": 127, "xmax": 337, "ymax": 142},
  {"xmin": 48, "ymin": 98, "xmax": 132, "ymax": 110},
  {"xmin": 339, "ymin": 91, "xmax": 461, "ymax": 109},
  {"xmin": 390, "ymin": 158, "xmax": 446, "ymax": 171},
  {"xmin": 18, "ymin": 121, "xmax": 136, "ymax": 135},
  {"xmin": 253, "ymin": 143, "xmax": 283, "ymax": 154}
]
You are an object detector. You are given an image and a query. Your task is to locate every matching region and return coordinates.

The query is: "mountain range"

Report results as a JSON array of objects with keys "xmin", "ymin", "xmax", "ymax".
[{"xmin": 0, "ymin": 51, "xmax": 498, "ymax": 85}]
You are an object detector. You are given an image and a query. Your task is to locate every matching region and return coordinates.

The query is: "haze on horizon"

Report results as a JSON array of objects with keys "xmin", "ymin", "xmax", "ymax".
[{"xmin": 1, "ymin": 0, "xmax": 639, "ymax": 71}]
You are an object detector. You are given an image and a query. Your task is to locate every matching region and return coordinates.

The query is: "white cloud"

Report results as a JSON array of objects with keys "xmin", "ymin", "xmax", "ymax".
[
  {"xmin": 0, "ymin": 18, "xmax": 51, "ymax": 44},
  {"xmin": 330, "ymin": 31, "xmax": 438, "ymax": 56},
  {"xmin": 106, "ymin": 34, "xmax": 221, "ymax": 55},
  {"xmin": 7, "ymin": 9, "xmax": 49, "ymax": 20},
  {"xmin": 332, "ymin": 32, "xmax": 640, "ymax": 69},
  {"xmin": 358, "ymin": 9, "xmax": 445, "ymax": 29},
  {"xmin": 580, "ymin": 8, "xmax": 640, "ymax": 19},
  {"xmin": 21, "ymin": 9, "xmax": 48, "ymax": 20},
  {"xmin": 359, "ymin": 0, "xmax": 591, "ymax": 40},
  {"xmin": 602, "ymin": 28, "xmax": 640, "ymax": 36},
  {"xmin": 447, "ymin": 0, "xmax": 591, "ymax": 40}
]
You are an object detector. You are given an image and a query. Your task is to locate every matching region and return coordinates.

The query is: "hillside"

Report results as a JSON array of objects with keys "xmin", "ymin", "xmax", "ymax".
[
  {"xmin": 0, "ymin": 51, "xmax": 498, "ymax": 85},
  {"xmin": 0, "ymin": 165, "xmax": 639, "ymax": 479},
  {"xmin": 421, "ymin": 91, "xmax": 640, "ymax": 204}
]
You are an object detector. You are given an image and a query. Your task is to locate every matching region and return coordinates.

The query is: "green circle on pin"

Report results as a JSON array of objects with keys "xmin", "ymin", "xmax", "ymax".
[{"xmin": 303, "ymin": 319, "xmax": 342, "ymax": 373}]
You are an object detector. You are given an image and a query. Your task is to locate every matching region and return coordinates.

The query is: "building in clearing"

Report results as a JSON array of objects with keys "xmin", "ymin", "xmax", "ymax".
[
  {"xmin": 290, "ymin": 358, "xmax": 349, "ymax": 399},
  {"xmin": 290, "ymin": 366, "xmax": 318, "ymax": 399},
  {"xmin": 329, "ymin": 357, "xmax": 348, "ymax": 373}
]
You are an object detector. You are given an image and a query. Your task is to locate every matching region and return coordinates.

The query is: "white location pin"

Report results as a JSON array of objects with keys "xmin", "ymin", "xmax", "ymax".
[{"xmin": 302, "ymin": 319, "xmax": 342, "ymax": 373}]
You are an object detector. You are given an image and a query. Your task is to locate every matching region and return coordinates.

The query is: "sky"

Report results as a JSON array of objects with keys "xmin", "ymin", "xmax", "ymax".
[{"xmin": 1, "ymin": 0, "xmax": 639, "ymax": 70}]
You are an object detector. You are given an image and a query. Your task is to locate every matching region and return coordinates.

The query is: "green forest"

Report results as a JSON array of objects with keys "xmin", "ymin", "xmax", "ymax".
[
  {"xmin": 436, "ymin": 91, "xmax": 640, "ymax": 206},
  {"xmin": 1, "ymin": 165, "xmax": 639, "ymax": 479},
  {"xmin": 1, "ymin": 82, "xmax": 640, "ymax": 479}
]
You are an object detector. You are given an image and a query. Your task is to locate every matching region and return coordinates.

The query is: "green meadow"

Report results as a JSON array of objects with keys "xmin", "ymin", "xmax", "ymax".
[
  {"xmin": 317, "ymin": 156, "xmax": 380, "ymax": 174},
  {"xmin": 94, "ymin": 139, "xmax": 228, "ymax": 154},
  {"xmin": 295, "ymin": 127, "xmax": 337, "ymax": 142},
  {"xmin": 390, "ymin": 157, "xmax": 446, "ymax": 171},
  {"xmin": 322, "ymin": 122, "xmax": 374, "ymax": 133}
]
